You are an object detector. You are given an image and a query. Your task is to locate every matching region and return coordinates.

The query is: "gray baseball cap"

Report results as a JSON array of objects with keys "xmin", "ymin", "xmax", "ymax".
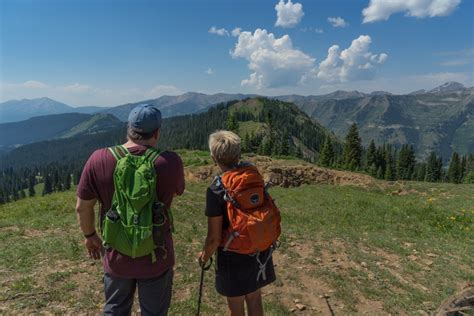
[{"xmin": 127, "ymin": 104, "xmax": 162, "ymax": 133}]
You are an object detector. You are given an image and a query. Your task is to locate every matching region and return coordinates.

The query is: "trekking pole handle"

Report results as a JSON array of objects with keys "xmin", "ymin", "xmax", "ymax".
[{"xmin": 201, "ymin": 256, "xmax": 213, "ymax": 271}]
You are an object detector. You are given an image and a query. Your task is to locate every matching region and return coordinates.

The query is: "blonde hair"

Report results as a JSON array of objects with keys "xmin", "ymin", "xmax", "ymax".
[{"xmin": 209, "ymin": 130, "xmax": 241, "ymax": 167}]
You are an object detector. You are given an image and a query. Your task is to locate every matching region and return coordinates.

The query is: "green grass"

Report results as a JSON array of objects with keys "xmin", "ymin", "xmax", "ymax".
[
  {"xmin": 174, "ymin": 150, "xmax": 212, "ymax": 167},
  {"xmin": 238, "ymin": 121, "xmax": 267, "ymax": 137},
  {"xmin": 1, "ymin": 179, "xmax": 473, "ymax": 314}
]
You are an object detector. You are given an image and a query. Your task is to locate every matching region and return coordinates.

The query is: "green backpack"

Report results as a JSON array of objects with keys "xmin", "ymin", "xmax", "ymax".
[{"xmin": 102, "ymin": 145, "xmax": 165, "ymax": 262}]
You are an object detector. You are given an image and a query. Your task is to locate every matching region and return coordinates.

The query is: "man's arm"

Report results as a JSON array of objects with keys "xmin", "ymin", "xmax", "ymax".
[{"xmin": 76, "ymin": 197, "xmax": 103, "ymax": 260}]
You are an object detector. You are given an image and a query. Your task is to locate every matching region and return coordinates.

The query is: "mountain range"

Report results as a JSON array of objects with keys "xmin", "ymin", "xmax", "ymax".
[
  {"xmin": 0, "ymin": 97, "xmax": 334, "ymax": 169},
  {"xmin": 0, "ymin": 97, "xmax": 104, "ymax": 123},
  {"xmin": 0, "ymin": 82, "xmax": 472, "ymax": 160},
  {"xmin": 277, "ymin": 82, "xmax": 474, "ymax": 160}
]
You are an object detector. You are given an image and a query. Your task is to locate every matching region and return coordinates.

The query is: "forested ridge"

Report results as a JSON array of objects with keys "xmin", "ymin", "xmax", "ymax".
[{"xmin": 0, "ymin": 97, "xmax": 473, "ymax": 204}]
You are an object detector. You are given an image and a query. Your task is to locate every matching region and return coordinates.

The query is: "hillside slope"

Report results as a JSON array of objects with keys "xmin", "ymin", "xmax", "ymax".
[
  {"xmin": 278, "ymin": 85, "xmax": 474, "ymax": 160},
  {"xmin": 0, "ymin": 113, "xmax": 122, "ymax": 150},
  {"xmin": 0, "ymin": 113, "xmax": 92, "ymax": 147}
]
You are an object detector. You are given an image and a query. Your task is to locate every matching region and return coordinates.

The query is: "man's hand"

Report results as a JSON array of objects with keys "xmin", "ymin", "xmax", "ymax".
[{"xmin": 85, "ymin": 234, "xmax": 103, "ymax": 260}]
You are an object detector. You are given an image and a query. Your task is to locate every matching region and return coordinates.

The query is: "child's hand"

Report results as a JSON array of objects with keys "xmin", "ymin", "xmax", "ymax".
[{"xmin": 197, "ymin": 251, "xmax": 205, "ymax": 267}]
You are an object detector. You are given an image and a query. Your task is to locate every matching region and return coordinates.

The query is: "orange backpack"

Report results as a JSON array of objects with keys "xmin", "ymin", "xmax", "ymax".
[{"xmin": 218, "ymin": 164, "xmax": 281, "ymax": 254}]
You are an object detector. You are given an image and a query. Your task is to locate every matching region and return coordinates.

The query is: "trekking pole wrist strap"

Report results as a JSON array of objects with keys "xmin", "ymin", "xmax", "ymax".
[{"xmin": 84, "ymin": 230, "xmax": 97, "ymax": 238}]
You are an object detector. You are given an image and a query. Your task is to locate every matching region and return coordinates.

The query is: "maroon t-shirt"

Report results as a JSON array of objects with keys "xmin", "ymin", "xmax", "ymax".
[{"xmin": 77, "ymin": 144, "xmax": 185, "ymax": 279}]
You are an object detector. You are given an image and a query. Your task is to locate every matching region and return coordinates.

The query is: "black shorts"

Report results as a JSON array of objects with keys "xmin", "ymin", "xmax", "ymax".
[{"xmin": 215, "ymin": 247, "xmax": 276, "ymax": 297}]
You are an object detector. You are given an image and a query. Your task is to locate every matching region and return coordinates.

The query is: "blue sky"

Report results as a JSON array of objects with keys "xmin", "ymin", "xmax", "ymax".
[{"xmin": 1, "ymin": 0, "xmax": 473, "ymax": 106}]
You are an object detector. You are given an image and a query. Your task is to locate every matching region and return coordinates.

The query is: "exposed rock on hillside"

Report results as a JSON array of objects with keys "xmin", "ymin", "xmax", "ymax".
[{"xmin": 185, "ymin": 155, "xmax": 376, "ymax": 188}]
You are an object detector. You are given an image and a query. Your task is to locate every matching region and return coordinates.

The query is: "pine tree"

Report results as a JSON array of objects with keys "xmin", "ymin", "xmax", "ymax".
[
  {"xmin": 437, "ymin": 156, "xmax": 444, "ymax": 182},
  {"xmin": 226, "ymin": 113, "xmax": 239, "ymax": 132},
  {"xmin": 396, "ymin": 144, "xmax": 416, "ymax": 180},
  {"xmin": 43, "ymin": 174, "xmax": 53, "ymax": 196},
  {"xmin": 12, "ymin": 189, "xmax": 20, "ymax": 201},
  {"xmin": 413, "ymin": 163, "xmax": 426, "ymax": 181},
  {"xmin": 28, "ymin": 175, "xmax": 36, "ymax": 197},
  {"xmin": 281, "ymin": 134, "xmax": 290, "ymax": 156},
  {"xmin": 73, "ymin": 170, "xmax": 81, "ymax": 185},
  {"xmin": 242, "ymin": 133, "xmax": 251, "ymax": 153},
  {"xmin": 425, "ymin": 152, "xmax": 441, "ymax": 182},
  {"xmin": 343, "ymin": 123, "xmax": 362, "ymax": 171},
  {"xmin": 263, "ymin": 136, "xmax": 273, "ymax": 156},
  {"xmin": 460, "ymin": 155, "xmax": 467, "ymax": 182},
  {"xmin": 53, "ymin": 169, "xmax": 60, "ymax": 191},
  {"xmin": 447, "ymin": 152, "xmax": 462, "ymax": 183},
  {"xmin": 384, "ymin": 149, "xmax": 395, "ymax": 181},
  {"xmin": 376, "ymin": 166, "xmax": 384, "ymax": 179},
  {"xmin": 64, "ymin": 173, "xmax": 72, "ymax": 190},
  {"xmin": 319, "ymin": 136, "xmax": 335, "ymax": 167},
  {"xmin": 368, "ymin": 163, "xmax": 377, "ymax": 178},
  {"xmin": 366, "ymin": 140, "xmax": 377, "ymax": 171},
  {"xmin": 258, "ymin": 141, "xmax": 264, "ymax": 155}
]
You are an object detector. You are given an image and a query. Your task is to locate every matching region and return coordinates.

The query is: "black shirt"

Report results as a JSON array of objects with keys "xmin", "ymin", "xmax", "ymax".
[{"xmin": 205, "ymin": 176, "xmax": 230, "ymax": 229}]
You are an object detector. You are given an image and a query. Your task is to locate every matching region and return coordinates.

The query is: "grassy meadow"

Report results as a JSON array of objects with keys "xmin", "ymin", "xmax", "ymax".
[{"xmin": 0, "ymin": 153, "xmax": 473, "ymax": 314}]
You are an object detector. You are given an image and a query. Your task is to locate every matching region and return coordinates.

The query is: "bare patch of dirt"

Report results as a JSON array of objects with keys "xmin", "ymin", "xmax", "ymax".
[
  {"xmin": 270, "ymin": 246, "xmax": 339, "ymax": 315},
  {"xmin": 185, "ymin": 155, "xmax": 378, "ymax": 188},
  {"xmin": 268, "ymin": 238, "xmax": 389, "ymax": 314},
  {"xmin": 390, "ymin": 188, "xmax": 420, "ymax": 196},
  {"xmin": 0, "ymin": 226, "xmax": 20, "ymax": 233}
]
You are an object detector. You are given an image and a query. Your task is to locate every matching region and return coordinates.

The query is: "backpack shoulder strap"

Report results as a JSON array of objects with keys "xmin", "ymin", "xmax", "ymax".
[
  {"xmin": 143, "ymin": 147, "xmax": 160, "ymax": 164},
  {"xmin": 108, "ymin": 145, "xmax": 128, "ymax": 161}
]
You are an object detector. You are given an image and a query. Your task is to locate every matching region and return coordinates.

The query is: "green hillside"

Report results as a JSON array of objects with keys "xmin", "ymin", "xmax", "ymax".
[
  {"xmin": 0, "ymin": 171, "xmax": 472, "ymax": 314},
  {"xmin": 0, "ymin": 113, "xmax": 92, "ymax": 147},
  {"xmin": 58, "ymin": 114, "xmax": 121, "ymax": 138},
  {"xmin": 0, "ymin": 113, "xmax": 122, "ymax": 154}
]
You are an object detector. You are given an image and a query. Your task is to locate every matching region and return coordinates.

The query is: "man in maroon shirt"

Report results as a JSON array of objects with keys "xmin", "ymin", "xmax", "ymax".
[{"xmin": 76, "ymin": 104, "xmax": 184, "ymax": 315}]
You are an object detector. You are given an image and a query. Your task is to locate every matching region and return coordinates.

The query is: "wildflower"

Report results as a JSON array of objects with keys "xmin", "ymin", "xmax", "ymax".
[
  {"xmin": 427, "ymin": 198, "xmax": 434, "ymax": 203},
  {"xmin": 449, "ymin": 216, "xmax": 456, "ymax": 220}
]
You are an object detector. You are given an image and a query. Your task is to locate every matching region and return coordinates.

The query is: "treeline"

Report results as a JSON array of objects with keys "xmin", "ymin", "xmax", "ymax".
[
  {"xmin": 0, "ymin": 164, "xmax": 83, "ymax": 204},
  {"xmin": 317, "ymin": 123, "xmax": 474, "ymax": 183}
]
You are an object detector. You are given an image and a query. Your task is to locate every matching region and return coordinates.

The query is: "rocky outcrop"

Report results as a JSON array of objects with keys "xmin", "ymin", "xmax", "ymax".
[{"xmin": 185, "ymin": 155, "xmax": 376, "ymax": 188}]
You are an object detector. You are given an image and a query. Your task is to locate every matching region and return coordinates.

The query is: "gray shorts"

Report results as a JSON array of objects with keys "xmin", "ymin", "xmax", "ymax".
[{"xmin": 103, "ymin": 268, "xmax": 173, "ymax": 316}]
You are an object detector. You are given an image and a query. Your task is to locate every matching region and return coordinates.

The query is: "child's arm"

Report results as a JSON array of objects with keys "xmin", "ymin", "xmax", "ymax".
[{"xmin": 199, "ymin": 216, "xmax": 223, "ymax": 265}]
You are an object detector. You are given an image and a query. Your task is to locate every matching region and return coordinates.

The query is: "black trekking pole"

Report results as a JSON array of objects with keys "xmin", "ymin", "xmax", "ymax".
[{"xmin": 196, "ymin": 256, "xmax": 213, "ymax": 316}]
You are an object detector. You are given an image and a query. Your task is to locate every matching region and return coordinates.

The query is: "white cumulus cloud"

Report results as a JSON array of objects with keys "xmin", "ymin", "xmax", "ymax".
[
  {"xmin": 231, "ymin": 27, "xmax": 242, "ymax": 37},
  {"xmin": 275, "ymin": 0, "xmax": 304, "ymax": 28},
  {"xmin": 231, "ymin": 28, "xmax": 316, "ymax": 89},
  {"xmin": 317, "ymin": 35, "xmax": 388, "ymax": 83},
  {"xmin": 362, "ymin": 0, "xmax": 461, "ymax": 23},
  {"xmin": 59, "ymin": 83, "xmax": 92, "ymax": 94},
  {"xmin": 328, "ymin": 16, "xmax": 348, "ymax": 28},
  {"xmin": 208, "ymin": 26, "xmax": 229, "ymax": 36},
  {"xmin": 22, "ymin": 80, "xmax": 49, "ymax": 89}
]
